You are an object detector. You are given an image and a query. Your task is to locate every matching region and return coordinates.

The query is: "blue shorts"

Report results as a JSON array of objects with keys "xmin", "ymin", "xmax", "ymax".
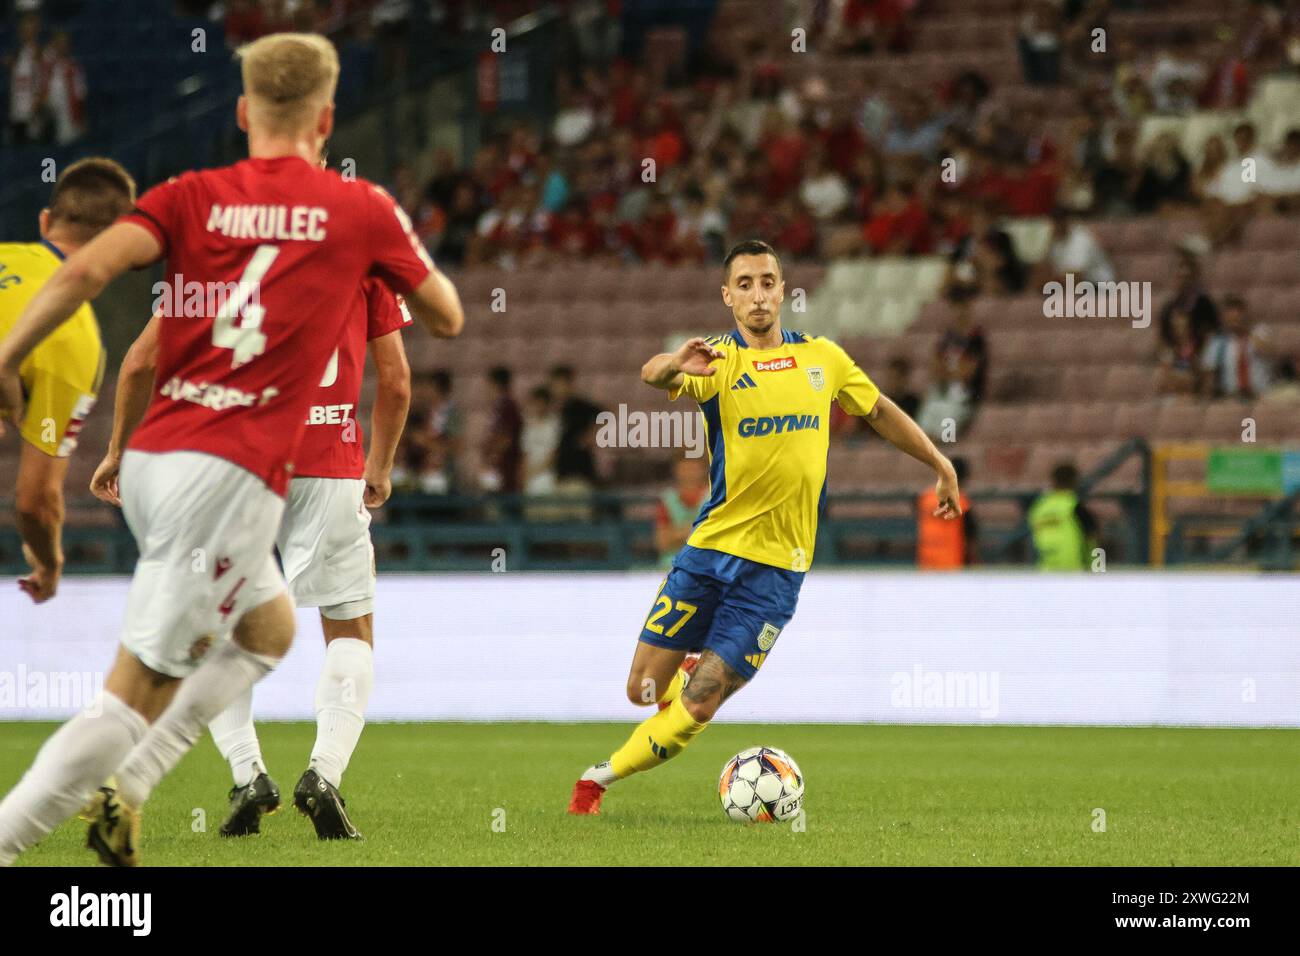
[{"xmin": 638, "ymin": 545, "xmax": 804, "ymax": 681}]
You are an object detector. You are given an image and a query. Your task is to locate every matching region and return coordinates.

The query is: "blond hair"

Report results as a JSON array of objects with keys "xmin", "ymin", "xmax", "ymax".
[
  {"xmin": 236, "ymin": 32, "xmax": 339, "ymax": 131},
  {"xmin": 47, "ymin": 157, "xmax": 137, "ymax": 242}
]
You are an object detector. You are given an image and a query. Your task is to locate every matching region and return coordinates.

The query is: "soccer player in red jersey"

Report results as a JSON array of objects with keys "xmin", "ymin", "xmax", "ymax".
[
  {"xmin": 89, "ymin": 279, "xmax": 411, "ymax": 841},
  {"xmin": 0, "ymin": 33, "xmax": 463, "ymax": 866}
]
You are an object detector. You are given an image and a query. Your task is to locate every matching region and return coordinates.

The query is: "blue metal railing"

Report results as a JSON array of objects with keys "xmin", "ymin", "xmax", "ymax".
[
  {"xmin": 1165, "ymin": 492, "xmax": 1299, "ymax": 569},
  {"xmin": 0, "ymin": 470, "xmax": 1153, "ymax": 574},
  {"xmin": 982, "ymin": 437, "xmax": 1152, "ymax": 565}
]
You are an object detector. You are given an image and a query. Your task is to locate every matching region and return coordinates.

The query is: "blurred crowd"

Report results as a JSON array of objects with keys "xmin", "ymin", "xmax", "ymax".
[
  {"xmin": 3, "ymin": 12, "xmax": 86, "ymax": 146},
  {"xmin": 1153, "ymin": 239, "xmax": 1298, "ymax": 402},
  {"xmin": 374, "ymin": 0, "xmax": 1300, "ymax": 485},
  {"xmin": 382, "ymin": 0, "xmax": 1300, "ymax": 271},
  {"xmin": 391, "ymin": 364, "xmax": 604, "ymax": 499}
]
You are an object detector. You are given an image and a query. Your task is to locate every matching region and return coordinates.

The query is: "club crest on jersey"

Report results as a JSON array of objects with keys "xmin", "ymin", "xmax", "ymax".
[
  {"xmin": 806, "ymin": 367, "xmax": 825, "ymax": 391},
  {"xmin": 756, "ymin": 623, "xmax": 781, "ymax": 651},
  {"xmin": 753, "ymin": 356, "xmax": 797, "ymax": 373}
]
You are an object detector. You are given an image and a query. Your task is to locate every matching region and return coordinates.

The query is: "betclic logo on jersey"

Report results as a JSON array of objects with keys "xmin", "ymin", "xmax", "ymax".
[{"xmin": 753, "ymin": 356, "xmax": 797, "ymax": 372}]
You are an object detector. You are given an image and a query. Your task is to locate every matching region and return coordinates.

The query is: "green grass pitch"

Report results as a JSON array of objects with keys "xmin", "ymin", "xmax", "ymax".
[{"xmin": 2, "ymin": 722, "xmax": 1295, "ymax": 866}]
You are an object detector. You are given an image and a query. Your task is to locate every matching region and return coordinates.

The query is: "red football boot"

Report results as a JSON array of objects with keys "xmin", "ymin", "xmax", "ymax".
[{"xmin": 568, "ymin": 778, "xmax": 606, "ymax": 815}]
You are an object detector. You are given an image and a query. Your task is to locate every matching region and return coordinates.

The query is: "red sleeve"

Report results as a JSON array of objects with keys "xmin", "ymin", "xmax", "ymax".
[
  {"xmin": 118, "ymin": 175, "xmax": 186, "ymax": 258},
  {"xmin": 363, "ymin": 278, "xmax": 411, "ymax": 340},
  {"xmin": 365, "ymin": 182, "xmax": 436, "ymax": 295}
]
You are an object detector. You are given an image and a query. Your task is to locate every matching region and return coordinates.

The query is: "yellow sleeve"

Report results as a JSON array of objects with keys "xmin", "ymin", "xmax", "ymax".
[
  {"xmin": 667, "ymin": 338, "xmax": 727, "ymax": 403},
  {"xmin": 827, "ymin": 339, "xmax": 880, "ymax": 417},
  {"xmin": 1, "ymin": 247, "xmax": 105, "ymax": 456},
  {"xmin": 669, "ymin": 370, "xmax": 723, "ymax": 403}
]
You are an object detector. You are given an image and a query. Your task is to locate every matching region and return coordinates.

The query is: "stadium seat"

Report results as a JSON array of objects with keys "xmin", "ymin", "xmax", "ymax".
[
  {"xmin": 1203, "ymin": 401, "xmax": 1255, "ymax": 441},
  {"xmin": 1065, "ymin": 402, "xmax": 1123, "ymax": 442},
  {"xmin": 965, "ymin": 406, "xmax": 1023, "ymax": 444},
  {"xmin": 1153, "ymin": 401, "xmax": 1208, "ymax": 441},
  {"xmin": 1112, "ymin": 403, "xmax": 1157, "ymax": 440},
  {"xmin": 1102, "ymin": 365, "xmax": 1154, "ymax": 401}
]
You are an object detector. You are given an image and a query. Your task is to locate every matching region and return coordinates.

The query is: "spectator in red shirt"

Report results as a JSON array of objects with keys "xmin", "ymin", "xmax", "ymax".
[
  {"xmin": 1003, "ymin": 158, "xmax": 1060, "ymax": 216},
  {"xmin": 863, "ymin": 178, "xmax": 932, "ymax": 254},
  {"xmin": 834, "ymin": 0, "xmax": 912, "ymax": 54},
  {"xmin": 848, "ymin": 149, "xmax": 885, "ymax": 219},
  {"xmin": 640, "ymin": 101, "xmax": 685, "ymax": 172},
  {"xmin": 609, "ymin": 60, "xmax": 648, "ymax": 128},
  {"xmin": 549, "ymin": 201, "xmax": 601, "ymax": 259},
  {"xmin": 761, "ymin": 111, "xmax": 810, "ymax": 197},
  {"xmin": 821, "ymin": 103, "xmax": 869, "ymax": 175}
]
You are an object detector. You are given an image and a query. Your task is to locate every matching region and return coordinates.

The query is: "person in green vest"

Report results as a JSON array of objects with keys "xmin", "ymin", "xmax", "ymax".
[
  {"xmin": 1029, "ymin": 463, "xmax": 1098, "ymax": 570},
  {"xmin": 655, "ymin": 455, "xmax": 710, "ymax": 568}
]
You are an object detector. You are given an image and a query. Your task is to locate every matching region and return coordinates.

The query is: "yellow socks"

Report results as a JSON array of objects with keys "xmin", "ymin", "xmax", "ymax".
[
  {"xmin": 656, "ymin": 669, "xmax": 687, "ymax": 707},
  {"xmin": 609, "ymin": 697, "xmax": 708, "ymax": 779}
]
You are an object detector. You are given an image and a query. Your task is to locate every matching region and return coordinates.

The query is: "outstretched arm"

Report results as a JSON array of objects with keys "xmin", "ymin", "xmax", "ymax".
[
  {"xmin": 866, "ymin": 395, "xmax": 963, "ymax": 519},
  {"xmin": 89, "ymin": 314, "xmax": 160, "ymax": 507},
  {"xmin": 0, "ymin": 222, "xmax": 159, "ymax": 431},
  {"xmin": 642, "ymin": 337, "xmax": 727, "ymax": 391}
]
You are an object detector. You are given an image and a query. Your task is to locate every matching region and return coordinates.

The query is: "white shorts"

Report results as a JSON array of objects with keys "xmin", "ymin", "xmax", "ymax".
[
  {"xmin": 119, "ymin": 450, "xmax": 287, "ymax": 678},
  {"xmin": 277, "ymin": 476, "xmax": 375, "ymax": 620}
]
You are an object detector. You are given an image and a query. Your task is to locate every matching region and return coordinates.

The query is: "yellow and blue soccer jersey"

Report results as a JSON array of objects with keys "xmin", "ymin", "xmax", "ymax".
[
  {"xmin": 0, "ymin": 240, "xmax": 105, "ymax": 457},
  {"xmin": 669, "ymin": 328, "xmax": 880, "ymax": 570}
]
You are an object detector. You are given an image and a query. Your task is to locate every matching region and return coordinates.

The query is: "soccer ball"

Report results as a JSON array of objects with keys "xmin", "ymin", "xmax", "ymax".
[{"xmin": 718, "ymin": 746, "xmax": 804, "ymax": 822}]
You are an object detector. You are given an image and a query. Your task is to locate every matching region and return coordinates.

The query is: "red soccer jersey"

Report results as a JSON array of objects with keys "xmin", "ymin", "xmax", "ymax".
[
  {"xmin": 120, "ymin": 155, "xmax": 433, "ymax": 495},
  {"xmin": 295, "ymin": 278, "xmax": 411, "ymax": 480}
]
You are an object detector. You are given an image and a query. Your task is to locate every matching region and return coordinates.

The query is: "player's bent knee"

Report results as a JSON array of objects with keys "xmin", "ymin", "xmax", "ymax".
[
  {"xmin": 625, "ymin": 675, "xmax": 653, "ymax": 706},
  {"xmin": 103, "ymin": 646, "xmax": 181, "ymax": 723},
  {"xmin": 680, "ymin": 693, "xmax": 718, "ymax": 724},
  {"xmin": 232, "ymin": 592, "xmax": 296, "ymax": 659}
]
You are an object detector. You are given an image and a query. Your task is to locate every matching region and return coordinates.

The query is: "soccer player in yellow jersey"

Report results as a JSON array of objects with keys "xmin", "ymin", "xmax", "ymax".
[
  {"xmin": 0, "ymin": 158, "xmax": 136, "ymax": 602},
  {"xmin": 569, "ymin": 239, "xmax": 963, "ymax": 815}
]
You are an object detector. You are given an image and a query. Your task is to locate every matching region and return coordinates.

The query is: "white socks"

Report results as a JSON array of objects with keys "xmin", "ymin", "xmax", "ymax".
[
  {"xmin": 209, "ymin": 686, "xmax": 267, "ymax": 787},
  {"xmin": 209, "ymin": 637, "xmax": 375, "ymax": 792},
  {"xmin": 116, "ymin": 640, "xmax": 279, "ymax": 810},
  {"xmin": 581, "ymin": 761, "xmax": 618, "ymax": 788},
  {"xmin": 308, "ymin": 638, "xmax": 373, "ymax": 788},
  {"xmin": 0, "ymin": 692, "xmax": 147, "ymax": 866}
]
